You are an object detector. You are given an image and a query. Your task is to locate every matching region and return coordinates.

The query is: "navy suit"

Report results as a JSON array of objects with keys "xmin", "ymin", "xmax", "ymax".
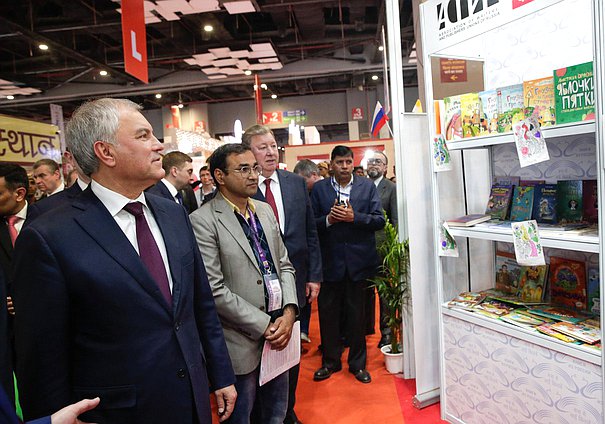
[
  {"xmin": 12, "ymin": 187, "xmax": 235, "ymax": 423},
  {"xmin": 310, "ymin": 176, "xmax": 385, "ymax": 371},
  {"xmin": 27, "ymin": 182, "xmax": 82, "ymax": 223},
  {"xmin": 0, "ymin": 270, "xmax": 12, "ymax": 404},
  {"xmin": 147, "ymin": 180, "xmax": 177, "ymax": 202}
]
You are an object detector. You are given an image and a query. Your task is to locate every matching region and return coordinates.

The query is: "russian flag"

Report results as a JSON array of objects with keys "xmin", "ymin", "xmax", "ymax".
[{"xmin": 371, "ymin": 101, "xmax": 389, "ymax": 137}]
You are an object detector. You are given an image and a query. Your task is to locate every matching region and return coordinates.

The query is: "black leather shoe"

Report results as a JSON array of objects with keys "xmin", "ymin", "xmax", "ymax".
[
  {"xmin": 313, "ymin": 366, "xmax": 340, "ymax": 381},
  {"xmin": 351, "ymin": 369, "xmax": 372, "ymax": 383},
  {"xmin": 378, "ymin": 334, "xmax": 392, "ymax": 349}
]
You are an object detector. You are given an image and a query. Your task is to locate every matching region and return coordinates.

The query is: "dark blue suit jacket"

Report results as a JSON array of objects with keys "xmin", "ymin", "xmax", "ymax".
[
  {"xmin": 253, "ymin": 170, "xmax": 322, "ymax": 307},
  {"xmin": 1, "ymin": 384, "xmax": 49, "ymax": 424},
  {"xmin": 27, "ymin": 183, "xmax": 83, "ymax": 223},
  {"xmin": 0, "ymin": 270, "xmax": 12, "ymax": 405},
  {"xmin": 12, "ymin": 187, "xmax": 235, "ymax": 422},
  {"xmin": 310, "ymin": 176, "xmax": 385, "ymax": 282},
  {"xmin": 147, "ymin": 180, "xmax": 176, "ymax": 202}
]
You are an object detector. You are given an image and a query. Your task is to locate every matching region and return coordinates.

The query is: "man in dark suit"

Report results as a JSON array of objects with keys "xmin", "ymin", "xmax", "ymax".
[
  {"xmin": 12, "ymin": 98, "xmax": 236, "ymax": 423},
  {"xmin": 243, "ymin": 125, "xmax": 322, "ymax": 424},
  {"xmin": 146, "ymin": 151, "xmax": 194, "ymax": 208},
  {"xmin": 367, "ymin": 150, "xmax": 398, "ymax": 348},
  {"xmin": 310, "ymin": 145, "xmax": 385, "ymax": 384}
]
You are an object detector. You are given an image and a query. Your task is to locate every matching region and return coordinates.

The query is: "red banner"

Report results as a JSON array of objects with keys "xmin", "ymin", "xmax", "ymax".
[
  {"xmin": 512, "ymin": 0, "xmax": 535, "ymax": 9},
  {"xmin": 121, "ymin": 0, "xmax": 148, "ymax": 83},
  {"xmin": 262, "ymin": 112, "xmax": 283, "ymax": 125}
]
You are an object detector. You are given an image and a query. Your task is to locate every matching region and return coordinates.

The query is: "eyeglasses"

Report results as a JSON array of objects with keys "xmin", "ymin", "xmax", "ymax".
[
  {"xmin": 367, "ymin": 158, "xmax": 385, "ymax": 165},
  {"xmin": 227, "ymin": 165, "xmax": 262, "ymax": 177}
]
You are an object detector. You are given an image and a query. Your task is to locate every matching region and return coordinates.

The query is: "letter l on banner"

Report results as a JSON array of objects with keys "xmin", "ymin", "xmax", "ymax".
[{"xmin": 121, "ymin": 0, "xmax": 148, "ymax": 83}]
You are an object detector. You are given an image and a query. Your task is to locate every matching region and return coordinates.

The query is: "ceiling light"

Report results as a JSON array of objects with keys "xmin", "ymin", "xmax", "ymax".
[
  {"xmin": 371, "ymin": 75, "xmax": 379, "ymax": 81},
  {"xmin": 155, "ymin": 93, "xmax": 162, "ymax": 99},
  {"xmin": 271, "ymin": 94, "xmax": 277, "ymax": 99},
  {"xmin": 203, "ymin": 25, "xmax": 213, "ymax": 32},
  {"xmin": 6, "ymin": 95, "xmax": 14, "ymax": 100},
  {"xmin": 39, "ymin": 44, "xmax": 49, "ymax": 51},
  {"xmin": 260, "ymin": 83, "xmax": 267, "ymax": 90},
  {"xmin": 99, "ymin": 70, "xmax": 108, "ymax": 76},
  {"xmin": 378, "ymin": 46, "xmax": 384, "ymax": 51},
  {"xmin": 244, "ymin": 70, "xmax": 252, "ymax": 76},
  {"xmin": 178, "ymin": 103, "xmax": 184, "ymax": 109}
]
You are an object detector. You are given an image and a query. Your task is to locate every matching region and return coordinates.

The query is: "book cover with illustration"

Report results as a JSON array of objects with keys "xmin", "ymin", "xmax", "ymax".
[
  {"xmin": 587, "ymin": 266, "xmax": 600, "ymax": 314},
  {"xmin": 554, "ymin": 61, "xmax": 595, "ymax": 124},
  {"xmin": 510, "ymin": 186, "xmax": 535, "ymax": 221},
  {"xmin": 549, "ymin": 256, "xmax": 587, "ymax": 310},
  {"xmin": 532, "ymin": 184, "xmax": 557, "ymax": 223},
  {"xmin": 479, "ymin": 89, "xmax": 498, "ymax": 135},
  {"xmin": 447, "ymin": 292, "xmax": 486, "ymax": 310},
  {"xmin": 519, "ymin": 180, "xmax": 545, "ymax": 187},
  {"xmin": 536, "ymin": 323, "xmax": 582, "ymax": 343},
  {"xmin": 500, "ymin": 310, "xmax": 546, "ymax": 329},
  {"xmin": 529, "ymin": 305, "xmax": 591, "ymax": 324},
  {"xmin": 497, "ymin": 84, "xmax": 525, "ymax": 133},
  {"xmin": 556, "ymin": 180, "xmax": 583, "ymax": 223},
  {"xmin": 461, "ymin": 92, "xmax": 481, "ymax": 138},
  {"xmin": 518, "ymin": 265, "xmax": 548, "ymax": 303},
  {"xmin": 494, "ymin": 251, "xmax": 522, "ymax": 296},
  {"xmin": 493, "ymin": 175, "xmax": 520, "ymax": 187},
  {"xmin": 485, "ymin": 184, "xmax": 514, "ymax": 220},
  {"xmin": 550, "ymin": 321, "xmax": 600, "ymax": 344},
  {"xmin": 582, "ymin": 179, "xmax": 598, "ymax": 223},
  {"xmin": 443, "ymin": 95, "xmax": 462, "ymax": 141},
  {"xmin": 472, "ymin": 299, "xmax": 515, "ymax": 319},
  {"xmin": 523, "ymin": 76, "xmax": 556, "ymax": 127}
]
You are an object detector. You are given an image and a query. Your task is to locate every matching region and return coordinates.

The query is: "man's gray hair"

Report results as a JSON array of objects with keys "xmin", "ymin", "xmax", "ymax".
[
  {"xmin": 66, "ymin": 98, "xmax": 142, "ymax": 176},
  {"xmin": 293, "ymin": 159, "xmax": 319, "ymax": 177},
  {"xmin": 241, "ymin": 124, "xmax": 273, "ymax": 147}
]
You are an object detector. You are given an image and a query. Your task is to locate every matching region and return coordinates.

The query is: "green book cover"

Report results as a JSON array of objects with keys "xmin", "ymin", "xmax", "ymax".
[
  {"xmin": 510, "ymin": 186, "xmax": 535, "ymax": 221},
  {"xmin": 554, "ymin": 61, "xmax": 595, "ymax": 124},
  {"xmin": 556, "ymin": 180, "xmax": 583, "ymax": 224},
  {"xmin": 497, "ymin": 84, "xmax": 524, "ymax": 133}
]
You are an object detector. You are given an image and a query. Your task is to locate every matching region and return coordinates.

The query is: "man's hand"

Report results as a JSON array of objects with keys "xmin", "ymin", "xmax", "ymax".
[
  {"xmin": 263, "ymin": 306, "xmax": 296, "ymax": 351},
  {"xmin": 214, "ymin": 385, "xmax": 237, "ymax": 422},
  {"xmin": 305, "ymin": 282, "xmax": 321, "ymax": 303},
  {"xmin": 6, "ymin": 296, "xmax": 14, "ymax": 316},
  {"xmin": 50, "ymin": 397, "xmax": 100, "ymax": 424},
  {"xmin": 330, "ymin": 200, "xmax": 354, "ymax": 223}
]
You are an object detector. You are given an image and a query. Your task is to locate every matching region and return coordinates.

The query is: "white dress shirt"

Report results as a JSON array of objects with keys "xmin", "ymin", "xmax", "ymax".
[
  {"xmin": 372, "ymin": 175, "xmax": 383, "ymax": 187},
  {"xmin": 160, "ymin": 179, "xmax": 180, "ymax": 203},
  {"xmin": 48, "ymin": 182, "xmax": 65, "ymax": 196},
  {"xmin": 258, "ymin": 171, "xmax": 285, "ymax": 233},
  {"xmin": 76, "ymin": 178, "xmax": 89, "ymax": 191},
  {"xmin": 13, "ymin": 202, "xmax": 28, "ymax": 235},
  {"xmin": 326, "ymin": 175, "xmax": 354, "ymax": 227},
  {"xmin": 91, "ymin": 180, "xmax": 174, "ymax": 292}
]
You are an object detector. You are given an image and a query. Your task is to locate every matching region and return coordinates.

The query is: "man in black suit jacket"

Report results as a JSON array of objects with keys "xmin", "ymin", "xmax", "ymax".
[
  {"xmin": 310, "ymin": 145, "xmax": 385, "ymax": 384},
  {"xmin": 366, "ymin": 150, "xmax": 398, "ymax": 348},
  {"xmin": 244, "ymin": 125, "xmax": 322, "ymax": 424},
  {"xmin": 146, "ymin": 151, "xmax": 194, "ymax": 209},
  {"xmin": 12, "ymin": 98, "xmax": 236, "ymax": 423}
]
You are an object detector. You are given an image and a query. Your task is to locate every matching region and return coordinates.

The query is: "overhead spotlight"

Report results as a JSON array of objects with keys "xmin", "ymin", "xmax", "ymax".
[
  {"xmin": 155, "ymin": 93, "xmax": 162, "ymax": 99},
  {"xmin": 6, "ymin": 95, "xmax": 14, "ymax": 100},
  {"xmin": 378, "ymin": 45, "xmax": 384, "ymax": 51},
  {"xmin": 99, "ymin": 70, "xmax": 108, "ymax": 76},
  {"xmin": 244, "ymin": 70, "xmax": 252, "ymax": 76},
  {"xmin": 271, "ymin": 94, "xmax": 277, "ymax": 99},
  {"xmin": 260, "ymin": 83, "xmax": 267, "ymax": 90},
  {"xmin": 371, "ymin": 75, "xmax": 379, "ymax": 81},
  {"xmin": 39, "ymin": 44, "xmax": 49, "ymax": 51},
  {"xmin": 203, "ymin": 25, "xmax": 213, "ymax": 32}
]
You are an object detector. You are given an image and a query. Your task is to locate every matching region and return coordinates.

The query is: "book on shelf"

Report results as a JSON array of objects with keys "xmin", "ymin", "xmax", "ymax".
[
  {"xmin": 518, "ymin": 265, "xmax": 548, "ymax": 303},
  {"xmin": 556, "ymin": 180, "xmax": 583, "ymax": 223},
  {"xmin": 461, "ymin": 92, "xmax": 481, "ymax": 138},
  {"xmin": 523, "ymin": 76, "xmax": 556, "ymax": 127},
  {"xmin": 554, "ymin": 61, "xmax": 595, "ymax": 124},
  {"xmin": 447, "ymin": 292, "xmax": 487, "ymax": 311},
  {"xmin": 479, "ymin": 89, "xmax": 498, "ymax": 135},
  {"xmin": 443, "ymin": 95, "xmax": 462, "ymax": 141},
  {"xmin": 587, "ymin": 266, "xmax": 600, "ymax": 314},
  {"xmin": 497, "ymin": 84, "xmax": 524, "ymax": 133},
  {"xmin": 582, "ymin": 179, "xmax": 598, "ymax": 223},
  {"xmin": 550, "ymin": 321, "xmax": 600, "ymax": 344},
  {"xmin": 519, "ymin": 179, "xmax": 545, "ymax": 187},
  {"xmin": 500, "ymin": 309, "xmax": 547, "ymax": 329},
  {"xmin": 495, "ymin": 251, "xmax": 522, "ymax": 295},
  {"xmin": 549, "ymin": 256, "xmax": 587, "ymax": 310},
  {"xmin": 485, "ymin": 184, "xmax": 514, "ymax": 220},
  {"xmin": 493, "ymin": 175, "xmax": 519, "ymax": 187},
  {"xmin": 445, "ymin": 213, "xmax": 491, "ymax": 227},
  {"xmin": 434, "ymin": 100, "xmax": 445, "ymax": 134},
  {"xmin": 536, "ymin": 323, "xmax": 582, "ymax": 343},
  {"xmin": 510, "ymin": 186, "xmax": 535, "ymax": 221},
  {"xmin": 527, "ymin": 305, "xmax": 592, "ymax": 324},
  {"xmin": 531, "ymin": 184, "xmax": 557, "ymax": 224},
  {"xmin": 483, "ymin": 289, "xmax": 547, "ymax": 306},
  {"xmin": 472, "ymin": 299, "xmax": 515, "ymax": 319}
]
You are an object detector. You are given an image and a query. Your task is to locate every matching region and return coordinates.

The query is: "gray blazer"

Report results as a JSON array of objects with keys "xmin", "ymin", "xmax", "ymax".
[
  {"xmin": 375, "ymin": 177, "xmax": 398, "ymax": 249},
  {"xmin": 190, "ymin": 194, "xmax": 297, "ymax": 375}
]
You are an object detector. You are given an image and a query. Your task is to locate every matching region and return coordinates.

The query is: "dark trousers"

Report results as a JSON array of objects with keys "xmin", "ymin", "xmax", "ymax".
[{"xmin": 318, "ymin": 278, "xmax": 367, "ymax": 371}]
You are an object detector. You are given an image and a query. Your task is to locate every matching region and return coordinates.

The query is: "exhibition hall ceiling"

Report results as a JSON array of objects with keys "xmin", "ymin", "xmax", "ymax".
[{"xmin": 0, "ymin": 0, "xmax": 416, "ymax": 121}]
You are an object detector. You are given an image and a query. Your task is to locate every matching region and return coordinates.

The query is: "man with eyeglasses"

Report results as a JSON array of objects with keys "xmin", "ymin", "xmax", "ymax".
[
  {"xmin": 366, "ymin": 151, "xmax": 398, "ymax": 348},
  {"xmin": 190, "ymin": 143, "xmax": 298, "ymax": 424}
]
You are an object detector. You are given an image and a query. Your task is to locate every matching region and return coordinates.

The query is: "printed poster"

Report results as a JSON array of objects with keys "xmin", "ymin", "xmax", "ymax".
[
  {"xmin": 511, "ymin": 220, "xmax": 545, "ymax": 266},
  {"xmin": 432, "ymin": 134, "xmax": 452, "ymax": 172},
  {"xmin": 439, "ymin": 222, "xmax": 458, "ymax": 257},
  {"xmin": 512, "ymin": 117, "xmax": 549, "ymax": 167}
]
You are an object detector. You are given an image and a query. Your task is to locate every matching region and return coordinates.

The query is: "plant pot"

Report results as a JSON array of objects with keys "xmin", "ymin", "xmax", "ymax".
[{"xmin": 380, "ymin": 345, "xmax": 403, "ymax": 375}]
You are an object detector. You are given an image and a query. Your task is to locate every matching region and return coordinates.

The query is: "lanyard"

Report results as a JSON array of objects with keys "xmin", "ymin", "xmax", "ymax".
[
  {"xmin": 246, "ymin": 207, "xmax": 272, "ymax": 275},
  {"xmin": 331, "ymin": 176, "xmax": 351, "ymax": 204}
]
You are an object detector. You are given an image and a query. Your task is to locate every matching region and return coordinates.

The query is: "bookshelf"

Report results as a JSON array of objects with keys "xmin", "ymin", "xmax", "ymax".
[{"xmin": 420, "ymin": 0, "xmax": 605, "ymax": 422}]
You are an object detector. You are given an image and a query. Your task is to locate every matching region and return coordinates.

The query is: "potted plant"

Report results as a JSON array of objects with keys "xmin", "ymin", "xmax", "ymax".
[{"xmin": 370, "ymin": 218, "xmax": 410, "ymax": 374}]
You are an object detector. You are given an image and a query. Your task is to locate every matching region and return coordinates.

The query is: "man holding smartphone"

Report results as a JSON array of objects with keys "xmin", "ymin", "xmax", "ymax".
[{"xmin": 310, "ymin": 145, "xmax": 385, "ymax": 384}]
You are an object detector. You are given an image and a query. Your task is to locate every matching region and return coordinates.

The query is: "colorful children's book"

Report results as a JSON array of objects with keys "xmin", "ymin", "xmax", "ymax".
[
  {"xmin": 523, "ymin": 76, "xmax": 556, "ymax": 127},
  {"xmin": 556, "ymin": 180, "xmax": 583, "ymax": 223},
  {"xmin": 497, "ymin": 84, "xmax": 524, "ymax": 133},
  {"xmin": 582, "ymin": 179, "xmax": 598, "ymax": 223},
  {"xmin": 528, "ymin": 305, "xmax": 591, "ymax": 324},
  {"xmin": 510, "ymin": 186, "xmax": 535, "ymax": 221},
  {"xmin": 554, "ymin": 61, "xmax": 595, "ymax": 124},
  {"xmin": 472, "ymin": 299, "xmax": 515, "ymax": 319},
  {"xmin": 479, "ymin": 89, "xmax": 499, "ymax": 135},
  {"xmin": 520, "ymin": 180, "xmax": 545, "ymax": 187},
  {"xmin": 446, "ymin": 214, "xmax": 491, "ymax": 227},
  {"xmin": 518, "ymin": 265, "xmax": 548, "ymax": 303},
  {"xmin": 461, "ymin": 92, "xmax": 481, "ymax": 138},
  {"xmin": 485, "ymin": 184, "xmax": 514, "ymax": 220},
  {"xmin": 447, "ymin": 292, "xmax": 487, "ymax": 310},
  {"xmin": 494, "ymin": 251, "xmax": 522, "ymax": 295},
  {"xmin": 549, "ymin": 256, "xmax": 587, "ymax": 310},
  {"xmin": 550, "ymin": 321, "xmax": 600, "ymax": 344},
  {"xmin": 536, "ymin": 323, "xmax": 582, "ymax": 343},
  {"xmin": 493, "ymin": 175, "xmax": 520, "ymax": 187},
  {"xmin": 500, "ymin": 310, "xmax": 546, "ymax": 329},
  {"xmin": 587, "ymin": 266, "xmax": 600, "ymax": 314},
  {"xmin": 443, "ymin": 95, "xmax": 462, "ymax": 141},
  {"xmin": 532, "ymin": 184, "xmax": 557, "ymax": 223}
]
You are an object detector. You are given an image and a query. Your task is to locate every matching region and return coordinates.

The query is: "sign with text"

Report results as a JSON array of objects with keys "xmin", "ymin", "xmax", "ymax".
[
  {"xmin": 263, "ymin": 111, "xmax": 283, "ymax": 125},
  {"xmin": 283, "ymin": 109, "xmax": 307, "ymax": 123},
  {"xmin": 440, "ymin": 58, "xmax": 467, "ymax": 83},
  {"xmin": 0, "ymin": 115, "xmax": 61, "ymax": 164},
  {"xmin": 49, "ymin": 103, "xmax": 66, "ymax": 153},
  {"xmin": 352, "ymin": 107, "xmax": 364, "ymax": 120},
  {"xmin": 121, "ymin": 0, "xmax": 148, "ymax": 83}
]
